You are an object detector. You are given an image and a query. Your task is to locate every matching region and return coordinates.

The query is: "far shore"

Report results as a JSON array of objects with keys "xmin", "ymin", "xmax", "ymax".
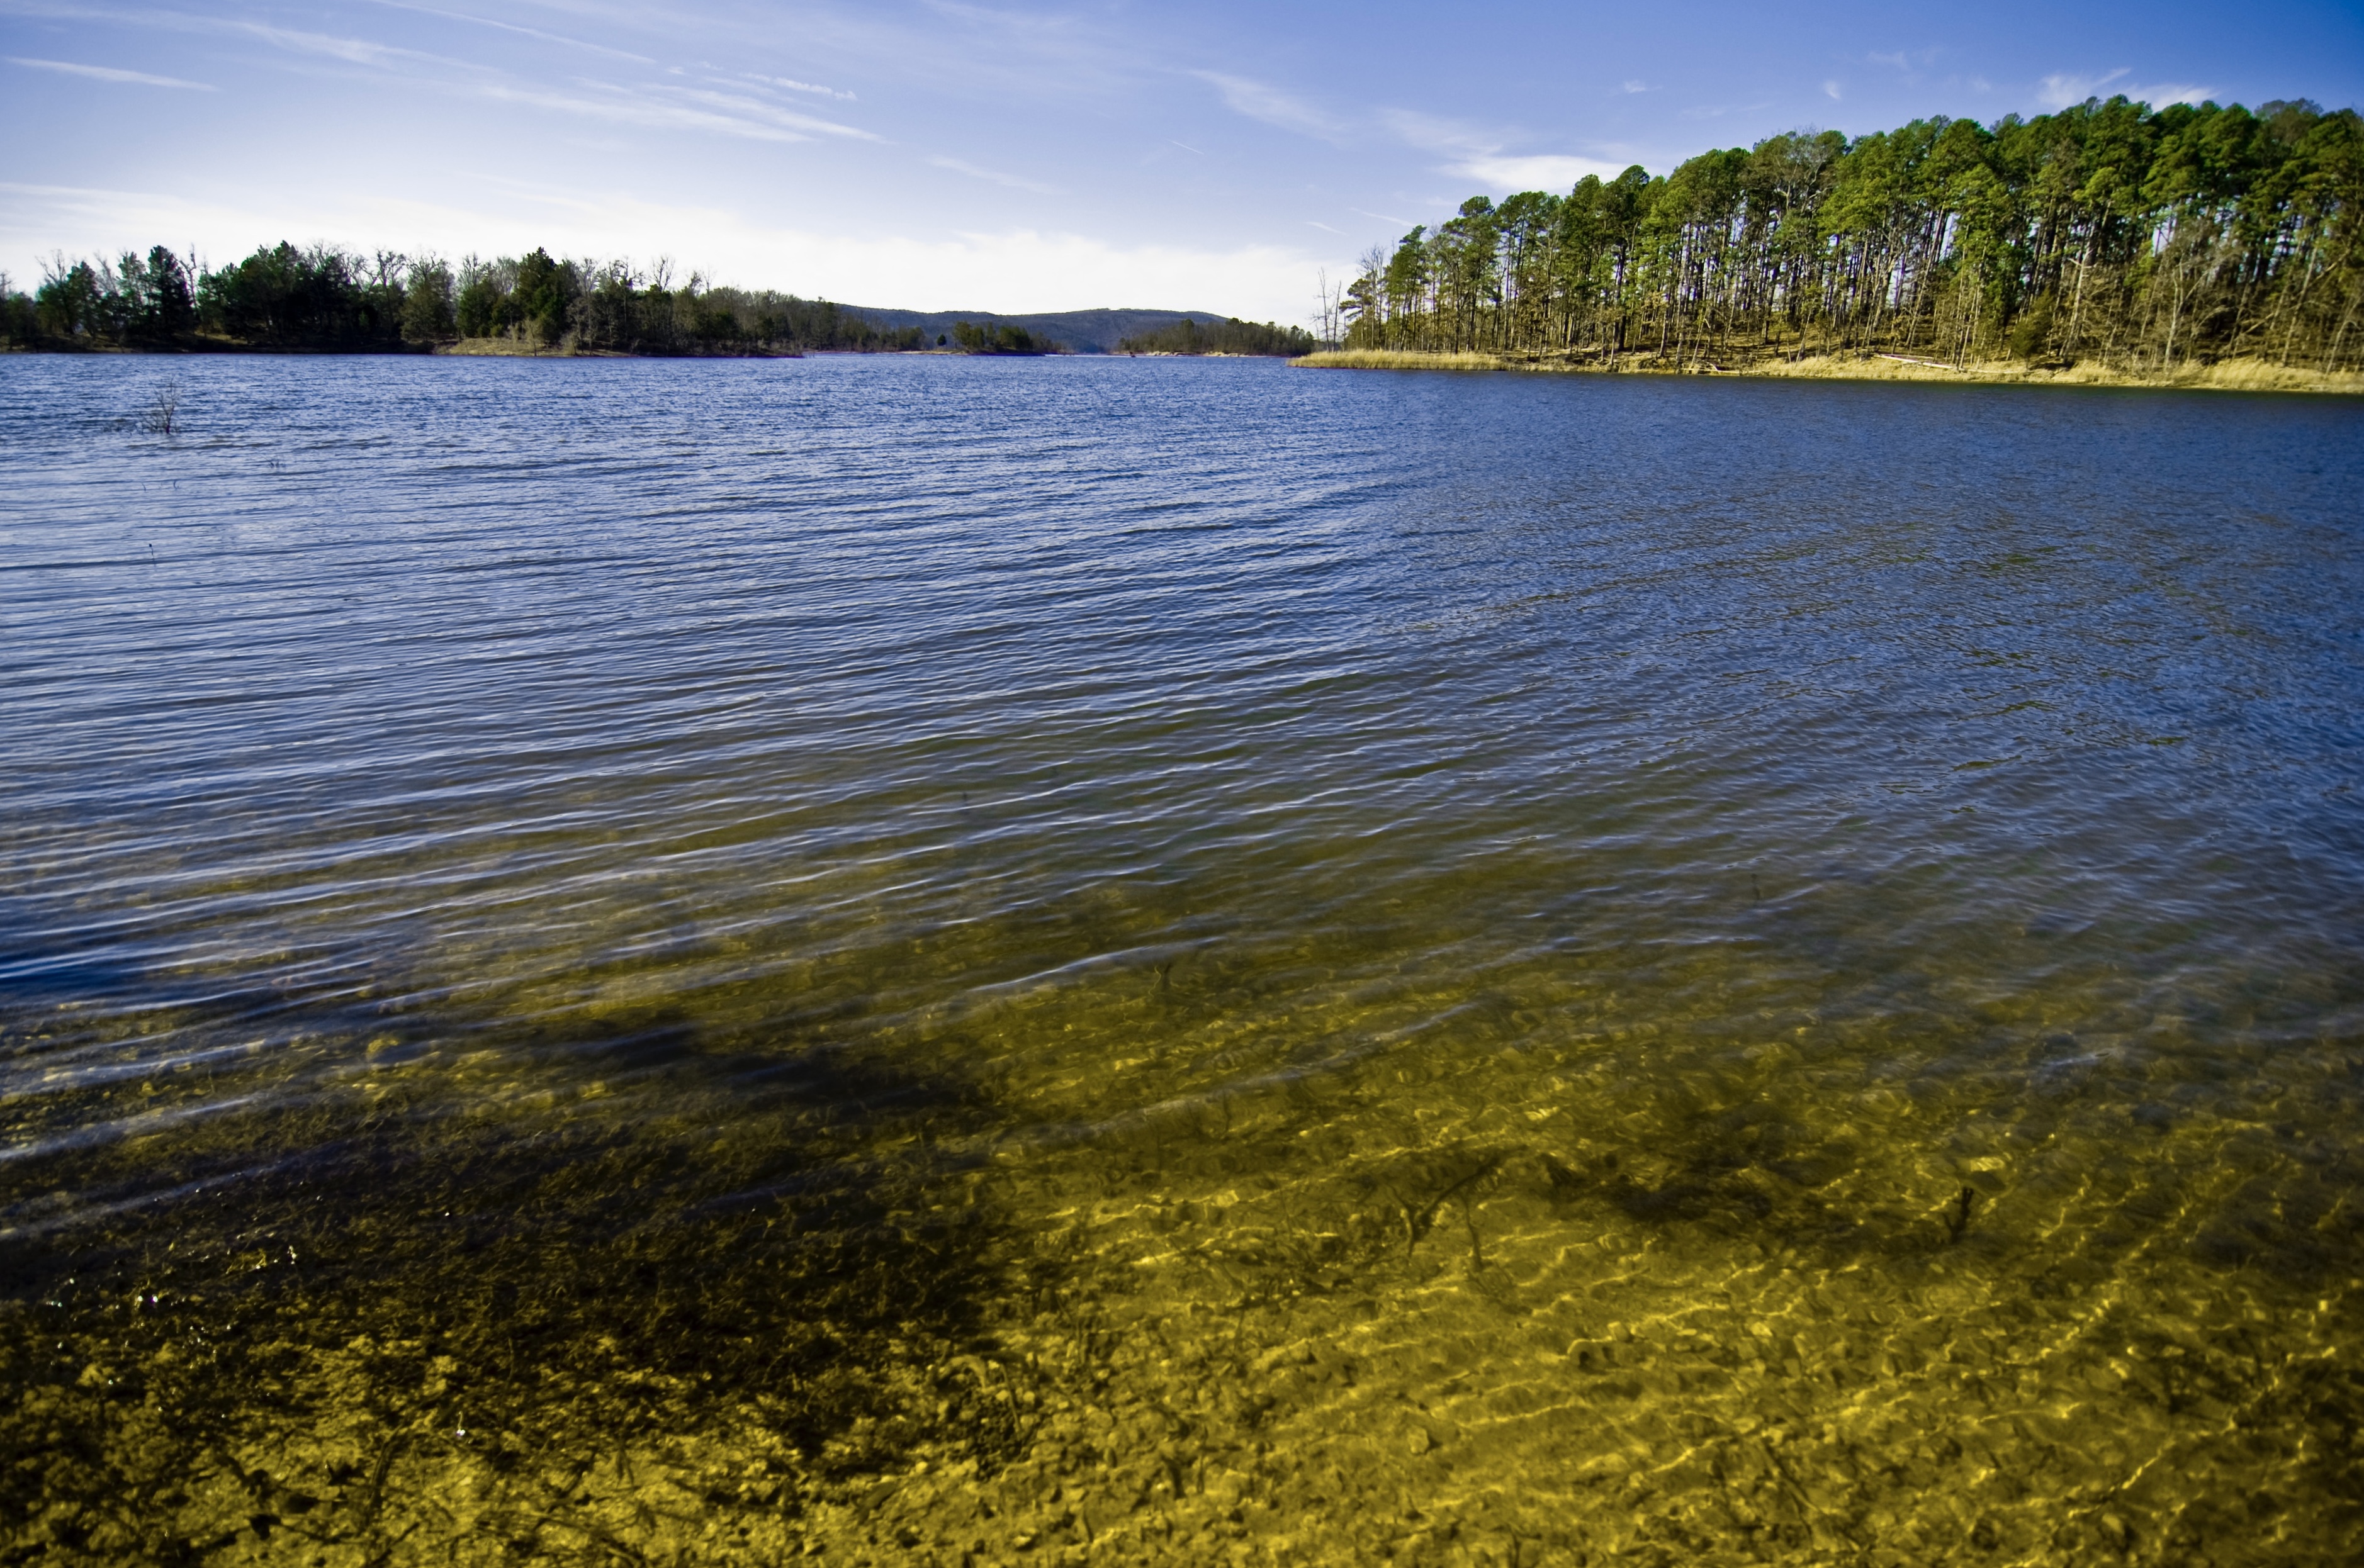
[
  {"xmin": 437, "ymin": 336, "xmax": 805, "ymax": 359},
  {"xmin": 0, "ymin": 337, "xmax": 1278, "ymax": 360},
  {"xmin": 1288, "ymin": 349, "xmax": 2364, "ymax": 396}
]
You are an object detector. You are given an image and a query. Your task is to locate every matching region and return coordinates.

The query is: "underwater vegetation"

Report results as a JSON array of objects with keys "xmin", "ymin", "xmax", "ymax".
[{"xmin": 8, "ymin": 892, "xmax": 2360, "ymax": 1566}]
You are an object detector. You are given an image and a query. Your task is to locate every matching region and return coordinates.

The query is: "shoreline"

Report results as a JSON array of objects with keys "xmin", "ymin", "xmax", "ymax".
[
  {"xmin": 0, "ymin": 338, "xmax": 1082, "ymax": 359},
  {"xmin": 2, "ymin": 339, "xmax": 1273, "ymax": 361},
  {"xmin": 1288, "ymin": 348, "xmax": 2364, "ymax": 396},
  {"xmin": 436, "ymin": 336, "xmax": 806, "ymax": 358}
]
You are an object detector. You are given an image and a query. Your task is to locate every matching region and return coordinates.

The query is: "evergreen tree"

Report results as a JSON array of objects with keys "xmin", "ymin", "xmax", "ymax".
[{"xmin": 1341, "ymin": 96, "xmax": 2364, "ymax": 374}]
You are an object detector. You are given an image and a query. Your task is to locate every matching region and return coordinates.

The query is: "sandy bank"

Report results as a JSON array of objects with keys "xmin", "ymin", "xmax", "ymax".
[{"xmin": 1290, "ymin": 347, "xmax": 2364, "ymax": 395}]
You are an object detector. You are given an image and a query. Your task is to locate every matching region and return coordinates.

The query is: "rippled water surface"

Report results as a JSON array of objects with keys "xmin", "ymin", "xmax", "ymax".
[{"xmin": 4, "ymin": 355, "xmax": 2361, "ymax": 1565}]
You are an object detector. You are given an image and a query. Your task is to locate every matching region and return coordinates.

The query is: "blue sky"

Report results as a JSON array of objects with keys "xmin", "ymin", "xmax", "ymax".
[{"xmin": 4, "ymin": 1, "xmax": 2360, "ymax": 320}]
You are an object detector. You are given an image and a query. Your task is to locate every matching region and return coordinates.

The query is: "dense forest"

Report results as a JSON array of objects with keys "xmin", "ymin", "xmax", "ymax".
[
  {"xmin": 1342, "ymin": 96, "xmax": 2364, "ymax": 372},
  {"xmin": 1117, "ymin": 316, "xmax": 1318, "ymax": 355},
  {"xmin": 0, "ymin": 244, "xmax": 928, "ymax": 354},
  {"xmin": 948, "ymin": 319, "xmax": 1052, "ymax": 354}
]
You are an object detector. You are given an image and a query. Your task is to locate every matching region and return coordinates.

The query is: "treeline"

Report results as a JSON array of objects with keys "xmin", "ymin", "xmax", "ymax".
[
  {"xmin": 1344, "ymin": 96, "xmax": 2364, "ymax": 372},
  {"xmin": 1, "ymin": 243, "xmax": 926, "ymax": 354},
  {"xmin": 949, "ymin": 320, "xmax": 1052, "ymax": 354},
  {"xmin": 1117, "ymin": 316, "xmax": 1317, "ymax": 355}
]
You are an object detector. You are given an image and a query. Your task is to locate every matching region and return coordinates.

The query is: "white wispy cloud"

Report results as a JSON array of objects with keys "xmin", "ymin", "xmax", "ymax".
[
  {"xmin": 2037, "ymin": 68, "xmax": 2129, "ymax": 108},
  {"xmin": 220, "ymin": 17, "xmax": 464, "ymax": 71},
  {"xmin": 895, "ymin": 0, "xmax": 1132, "ymax": 98},
  {"xmin": 476, "ymin": 79, "xmax": 819, "ymax": 142},
  {"xmin": 2036, "ymin": 69, "xmax": 2213, "ymax": 111},
  {"xmin": 928, "ymin": 155, "xmax": 1061, "ymax": 194},
  {"xmin": 0, "ymin": 0, "xmax": 444, "ymax": 70},
  {"xmin": 921, "ymin": 0, "xmax": 1079, "ymax": 43},
  {"xmin": 1376, "ymin": 109, "xmax": 1621, "ymax": 193},
  {"xmin": 1451, "ymin": 153, "xmax": 1626, "ymax": 189},
  {"xmin": 746, "ymin": 72, "xmax": 855, "ymax": 101},
  {"xmin": 8, "ymin": 55, "xmax": 213, "ymax": 88},
  {"xmin": 1824, "ymin": 80, "xmax": 1841, "ymax": 100},
  {"xmin": 1682, "ymin": 99, "xmax": 1772, "ymax": 119},
  {"xmin": 217, "ymin": 16, "xmax": 884, "ymax": 142},
  {"xmin": 1866, "ymin": 48, "xmax": 1937, "ymax": 72},
  {"xmin": 1193, "ymin": 71, "xmax": 1347, "ymax": 142},
  {"xmin": 18, "ymin": 7, "xmax": 886, "ymax": 145},
  {"xmin": 655, "ymin": 84, "xmax": 877, "ymax": 138},
  {"xmin": 1380, "ymin": 108, "xmax": 1488, "ymax": 154},
  {"xmin": 1621, "ymin": 80, "xmax": 1649, "ymax": 94},
  {"xmin": 356, "ymin": 0, "xmax": 656, "ymax": 64}
]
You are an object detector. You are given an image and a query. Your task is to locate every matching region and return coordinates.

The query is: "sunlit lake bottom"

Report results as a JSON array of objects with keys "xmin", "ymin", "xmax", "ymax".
[{"xmin": 3, "ymin": 354, "xmax": 2361, "ymax": 1565}]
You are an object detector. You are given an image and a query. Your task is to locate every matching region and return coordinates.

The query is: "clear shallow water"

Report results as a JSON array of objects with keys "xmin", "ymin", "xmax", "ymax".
[{"xmin": 3, "ymin": 355, "xmax": 2361, "ymax": 1565}]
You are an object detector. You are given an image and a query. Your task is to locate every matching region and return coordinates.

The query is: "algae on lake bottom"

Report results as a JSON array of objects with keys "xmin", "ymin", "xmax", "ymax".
[{"xmin": 7, "ymin": 880, "xmax": 2359, "ymax": 1565}]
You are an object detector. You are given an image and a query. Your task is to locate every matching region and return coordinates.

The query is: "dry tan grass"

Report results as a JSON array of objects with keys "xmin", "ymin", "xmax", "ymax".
[
  {"xmin": 1296, "ymin": 345, "xmax": 2364, "ymax": 395},
  {"xmin": 1748, "ymin": 353, "xmax": 2364, "ymax": 394},
  {"xmin": 437, "ymin": 335, "xmax": 580, "ymax": 357},
  {"xmin": 2160, "ymin": 358, "xmax": 2364, "ymax": 394},
  {"xmin": 1290, "ymin": 349, "xmax": 1519, "ymax": 372}
]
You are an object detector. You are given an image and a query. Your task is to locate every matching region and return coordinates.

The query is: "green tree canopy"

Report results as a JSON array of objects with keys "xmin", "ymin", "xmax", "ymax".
[{"xmin": 1340, "ymin": 96, "xmax": 2364, "ymax": 374}]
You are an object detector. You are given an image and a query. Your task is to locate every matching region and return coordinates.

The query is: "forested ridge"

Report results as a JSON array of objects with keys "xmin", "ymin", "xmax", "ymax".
[
  {"xmin": 1341, "ymin": 95, "xmax": 2364, "ymax": 373},
  {"xmin": 1117, "ymin": 316, "xmax": 1317, "ymax": 356},
  {"xmin": 948, "ymin": 319, "xmax": 1052, "ymax": 354},
  {"xmin": 1, "ymin": 244, "xmax": 926, "ymax": 354}
]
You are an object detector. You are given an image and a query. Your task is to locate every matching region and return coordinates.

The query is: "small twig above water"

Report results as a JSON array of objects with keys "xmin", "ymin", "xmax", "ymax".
[{"xmin": 141, "ymin": 381, "xmax": 184, "ymax": 435}]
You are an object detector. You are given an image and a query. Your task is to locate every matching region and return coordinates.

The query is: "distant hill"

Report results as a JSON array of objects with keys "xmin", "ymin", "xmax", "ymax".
[{"xmin": 838, "ymin": 306, "xmax": 1246, "ymax": 355}]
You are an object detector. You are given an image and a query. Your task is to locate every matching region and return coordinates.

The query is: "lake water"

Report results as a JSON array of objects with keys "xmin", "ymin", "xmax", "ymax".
[{"xmin": 3, "ymin": 354, "xmax": 2361, "ymax": 1565}]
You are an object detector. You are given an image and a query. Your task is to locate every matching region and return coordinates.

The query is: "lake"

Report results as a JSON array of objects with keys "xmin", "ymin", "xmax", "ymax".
[{"xmin": 4, "ymin": 354, "xmax": 2360, "ymax": 1565}]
